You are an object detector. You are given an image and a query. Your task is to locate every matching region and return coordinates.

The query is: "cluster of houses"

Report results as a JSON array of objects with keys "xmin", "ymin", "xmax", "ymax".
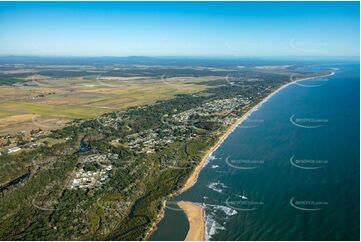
[
  {"xmin": 69, "ymin": 167, "xmax": 112, "ymax": 190},
  {"xmin": 96, "ymin": 114, "xmax": 123, "ymax": 130},
  {"xmin": 172, "ymin": 96, "xmax": 250, "ymax": 124},
  {"xmin": 69, "ymin": 154, "xmax": 117, "ymax": 190},
  {"xmin": 0, "ymin": 93, "xmax": 253, "ymax": 158},
  {"xmin": 121, "ymin": 96, "xmax": 251, "ymax": 154},
  {"xmin": 125, "ymin": 130, "xmax": 174, "ymax": 154}
]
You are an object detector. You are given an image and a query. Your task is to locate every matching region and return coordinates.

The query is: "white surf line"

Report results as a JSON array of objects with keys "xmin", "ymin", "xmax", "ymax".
[
  {"xmin": 179, "ymin": 70, "xmax": 337, "ymax": 220},
  {"xmin": 227, "ymin": 71, "xmax": 336, "ymax": 143},
  {"xmin": 186, "ymin": 70, "xmax": 336, "ymax": 191}
]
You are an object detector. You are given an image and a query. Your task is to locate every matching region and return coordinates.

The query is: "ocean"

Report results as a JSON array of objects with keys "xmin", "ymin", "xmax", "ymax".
[{"xmin": 150, "ymin": 63, "xmax": 360, "ymax": 241}]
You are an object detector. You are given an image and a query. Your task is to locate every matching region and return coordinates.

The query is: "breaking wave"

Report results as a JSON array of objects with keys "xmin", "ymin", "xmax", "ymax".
[
  {"xmin": 204, "ymin": 203, "xmax": 238, "ymax": 240},
  {"xmin": 206, "ymin": 181, "xmax": 228, "ymax": 194}
]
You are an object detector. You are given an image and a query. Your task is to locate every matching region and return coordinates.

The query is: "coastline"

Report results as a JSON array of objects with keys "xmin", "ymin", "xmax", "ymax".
[
  {"xmin": 179, "ymin": 71, "xmax": 335, "ymax": 194},
  {"xmin": 177, "ymin": 201, "xmax": 205, "ymax": 241},
  {"xmin": 146, "ymin": 71, "xmax": 335, "ymax": 241}
]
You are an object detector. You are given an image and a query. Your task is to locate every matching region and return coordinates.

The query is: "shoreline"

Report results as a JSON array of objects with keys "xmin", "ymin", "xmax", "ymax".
[
  {"xmin": 179, "ymin": 71, "xmax": 335, "ymax": 194},
  {"xmin": 146, "ymin": 71, "xmax": 335, "ymax": 241},
  {"xmin": 177, "ymin": 201, "xmax": 205, "ymax": 241}
]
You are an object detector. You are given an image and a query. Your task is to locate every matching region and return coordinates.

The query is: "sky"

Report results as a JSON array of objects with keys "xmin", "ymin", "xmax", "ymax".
[{"xmin": 0, "ymin": 2, "xmax": 359, "ymax": 57}]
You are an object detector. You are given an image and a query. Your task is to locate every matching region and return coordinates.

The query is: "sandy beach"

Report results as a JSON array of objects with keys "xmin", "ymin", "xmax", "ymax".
[
  {"xmin": 177, "ymin": 201, "xmax": 205, "ymax": 241},
  {"xmin": 147, "ymin": 71, "xmax": 335, "ymax": 241},
  {"xmin": 178, "ymin": 105, "xmax": 248, "ymax": 194},
  {"xmin": 179, "ymin": 71, "xmax": 335, "ymax": 194},
  {"xmin": 174, "ymin": 71, "xmax": 335, "ymax": 241}
]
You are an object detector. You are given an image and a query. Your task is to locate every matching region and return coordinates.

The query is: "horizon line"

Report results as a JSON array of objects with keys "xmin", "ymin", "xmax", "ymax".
[{"xmin": 0, "ymin": 55, "xmax": 359, "ymax": 59}]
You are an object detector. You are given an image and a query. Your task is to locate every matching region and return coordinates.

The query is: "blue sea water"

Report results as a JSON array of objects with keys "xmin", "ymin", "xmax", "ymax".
[{"xmin": 150, "ymin": 63, "xmax": 360, "ymax": 241}]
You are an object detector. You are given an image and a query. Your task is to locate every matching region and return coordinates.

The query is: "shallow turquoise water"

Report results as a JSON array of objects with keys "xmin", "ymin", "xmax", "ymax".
[{"xmin": 150, "ymin": 63, "xmax": 359, "ymax": 241}]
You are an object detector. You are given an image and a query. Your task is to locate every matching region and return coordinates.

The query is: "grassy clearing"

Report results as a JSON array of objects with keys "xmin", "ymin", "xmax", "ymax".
[
  {"xmin": 0, "ymin": 102, "xmax": 106, "ymax": 119},
  {"xmin": 0, "ymin": 109, "xmax": 16, "ymax": 118},
  {"xmin": 0, "ymin": 75, "xmax": 211, "ymax": 135}
]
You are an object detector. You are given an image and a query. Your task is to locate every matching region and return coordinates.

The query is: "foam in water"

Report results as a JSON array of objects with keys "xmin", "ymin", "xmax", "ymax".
[
  {"xmin": 204, "ymin": 204, "xmax": 238, "ymax": 240},
  {"xmin": 203, "ymin": 154, "xmax": 217, "ymax": 168},
  {"xmin": 206, "ymin": 181, "xmax": 228, "ymax": 193},
  {"xmin": 205, "ymin": 214, "xmax": 225, "ymax": 241}
]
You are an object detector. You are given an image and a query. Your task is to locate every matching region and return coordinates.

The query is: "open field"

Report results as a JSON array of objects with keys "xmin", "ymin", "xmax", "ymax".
[
  {"xmin": 0, "ymin": 70, "xmax": 215, "ymax": 135},
  {"xmin": 0, "ymin": 61, "xmax": 321, "ymax": 137},
  {"xmin": 0, "ymin": 57, "xmax": 330, "ymax": 241}
]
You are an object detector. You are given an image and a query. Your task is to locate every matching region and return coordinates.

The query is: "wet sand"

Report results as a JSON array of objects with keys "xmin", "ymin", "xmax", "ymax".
[
  {"xmin": 177, "ymin": 201, "xmax": 205, "ymax": 241},
  {"xmin": 149, "ymin": 71, "xmax": 334, "ymax": 241},
  {"xmin": 175, "ymin": 71, "xmax": 335, "ymax": 240},
  {"xmin": 179, "ymin": 71, "xmax": 335, "ymax": 194}
]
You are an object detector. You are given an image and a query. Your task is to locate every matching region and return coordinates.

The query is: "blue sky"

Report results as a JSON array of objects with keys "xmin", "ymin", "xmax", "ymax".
[{"xmin": 0, "ymin": 2, "xmax": 359, "ymax": 57}]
